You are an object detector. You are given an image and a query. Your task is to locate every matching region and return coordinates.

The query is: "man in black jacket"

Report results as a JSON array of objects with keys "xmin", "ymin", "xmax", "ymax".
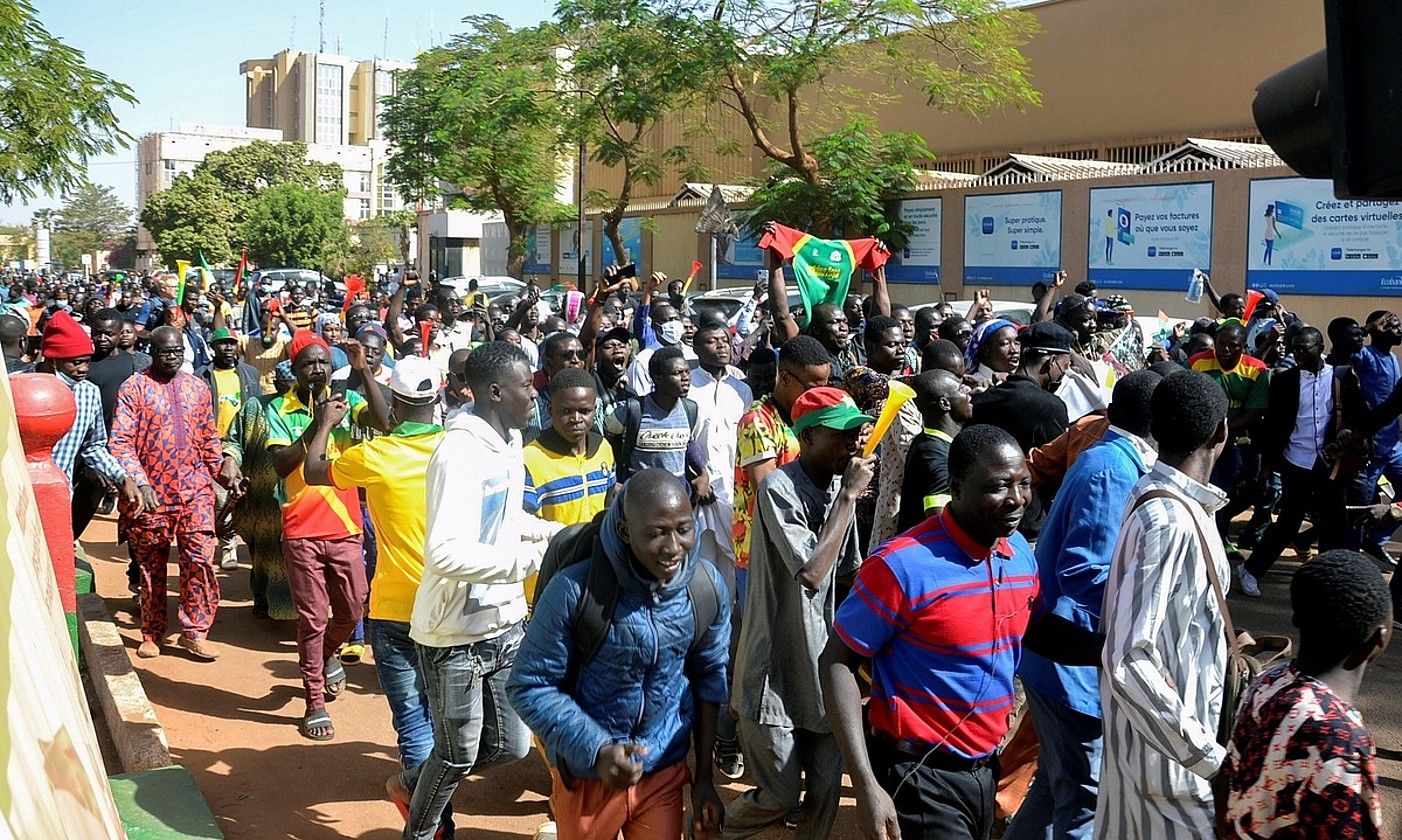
[
  {"xmin": 1238, "ymin": 327, "xmax": 1364, "ymax": 596},
  {"xmin": 196, "ymin": 326, "xmax": 261, "ymax": 569},
  {"xmin": 970, "ymin": 321, "xmax": 1074, "ymax": 539}
]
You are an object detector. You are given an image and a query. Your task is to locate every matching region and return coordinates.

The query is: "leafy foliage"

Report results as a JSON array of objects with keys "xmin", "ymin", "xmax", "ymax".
[
  {"xmin": 333, "ymin": 210, "xmax": 416, "ymax": 277},
  {"xmin": 55, "ymin": 181, "xmax": 130, "ymax": 241},
  {"xmin": 0, "ymin": 0, "xmax": 136, "ymax": 203},
  {"xmin": 745, "ymin": 119, "xmax": 929, "ymax": 240},
  {"xmin": 240, "ymin": 183, "xmax": 347, "ymax": 269},
  {"xmin": 381, "ymin": 16, "xmax": 571, "ymax": 277},
  {"xmin": 140, "ymin": 141, "xmax": 346, "ymax": 267},
  {"xmin": 556, "ymin": 0, "xmax": 708, "ymax": 263}
]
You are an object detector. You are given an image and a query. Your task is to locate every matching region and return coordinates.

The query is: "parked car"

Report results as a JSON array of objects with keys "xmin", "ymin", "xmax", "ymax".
[
  {"xmin": 689, "ymin": 286, "xmax": 806, "ymax": 323},
  {"xmin": 913, "ymin": 298, "xmax": 1036, "ymax": 324},
  {"xmin": 436, "ymin": 275, "xmax": 525, "ymax": 299}
]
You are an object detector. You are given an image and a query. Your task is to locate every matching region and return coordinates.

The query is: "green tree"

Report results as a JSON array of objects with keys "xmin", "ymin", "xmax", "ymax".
[
  {"xmin": 0, "ymin": 223, "xmax": 34, "ymax": 262},
  {"xmin": 240, "ymin": 183, "xmax": 347, "ymax": 269},
  {"xmin": 139, "ymin": 171, "xmax": 239, "ymax": 264},
  {"xmin": 56, "ymin": 180, "xmax": 130, "ymax": 242},
  {"xmin": 745, "ymin": 119, "xmax": 930, "ymax": 241},
  {"xmin": 334, "ymin": 215, "xmax": 408, "ymax": 277},
  {"xmin": 680, "ymin": 0, "xmax": 1039, "ymax": 235},
  {"xmin": 139, "ymin": 141, "xmax": 345, "ymax": 265},
  {"xmin": 0, "ymin": 0, "xmax": 136, "ymax": 203},
  {"xmin": 382, "ymin": 16, "xmax": 571, "ymax": 278},
  {"xmin": 556, "ymin": 0, "xmax": 708, "ymax": 264}
]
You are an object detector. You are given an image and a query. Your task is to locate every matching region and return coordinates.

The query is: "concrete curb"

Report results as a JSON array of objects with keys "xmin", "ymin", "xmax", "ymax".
[{"xmin": 78, "ymin": 593, "xmax": 173, "ymax": 773}]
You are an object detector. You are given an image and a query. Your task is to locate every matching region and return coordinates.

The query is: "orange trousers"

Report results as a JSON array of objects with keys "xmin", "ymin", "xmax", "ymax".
[{"xmin": 550, "ymin": 760, "xmax": 690, "ymax": 840}]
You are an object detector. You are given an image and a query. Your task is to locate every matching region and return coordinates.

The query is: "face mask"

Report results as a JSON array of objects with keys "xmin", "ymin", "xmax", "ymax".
[{"xmin": 658, "ymin": 321, "xmax": 685, "ymax": 346}]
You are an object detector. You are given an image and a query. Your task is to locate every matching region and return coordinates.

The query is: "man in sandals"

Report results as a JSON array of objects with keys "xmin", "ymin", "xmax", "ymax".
[{"xmin": 266, "ymin": 331, "xmax": 390, "ymax": 740}]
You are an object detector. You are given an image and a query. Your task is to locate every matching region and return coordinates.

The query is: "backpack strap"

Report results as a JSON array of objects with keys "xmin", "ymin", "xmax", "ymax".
[
  {"xmin": 683, "ymin": 396, "xmax": 699, "ymax": 437},
  {"xmin": 1128, "ymin": 488, "xmax": 1240, "ymax": 658},
  {"xmin": 618, "ymin": 397, "xmax": 643, "ymax": 482},
  {"xmin": 685, "ymin": 562, "xmax": 720, "ymax": 655},
  {"xmin": 572, "ymin": 534, "xmax": 619, "ymax": 671}
]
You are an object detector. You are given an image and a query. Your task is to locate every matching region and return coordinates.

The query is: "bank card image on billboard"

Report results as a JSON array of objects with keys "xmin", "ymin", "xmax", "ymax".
[
  {"xmin": 1087, "ymin": 183, "xmax": 1214, "ymax": 290},
  {"xmin": 963, "ymin": 191, "xmax": 1062, "ymax": 285},
  {"xmin": 523, "ymin": 225, "xmax": 552, "ymax": 274},
  {"xmin": 1247, "ymin": 177, "xmax": 1402, "ymax": 296},
  {"xmin": 885, "ymin": 197, "xmax": 942, "ymax": 283},
  {"xmin": 600, "ymin": 217, "xmax": 644, "ymax": 275}
]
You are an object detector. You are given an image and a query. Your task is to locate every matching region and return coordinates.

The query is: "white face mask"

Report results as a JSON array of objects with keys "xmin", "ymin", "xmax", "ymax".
[{"xmin": 658, "ymin": 320, "xmax": 685, "ymax": 346}]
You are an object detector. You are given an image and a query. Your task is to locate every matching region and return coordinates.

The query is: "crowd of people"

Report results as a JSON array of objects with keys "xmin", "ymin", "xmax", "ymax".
[{"xmin": 3, "ymin": 256, "xmax": 1397, "ymax": 840}]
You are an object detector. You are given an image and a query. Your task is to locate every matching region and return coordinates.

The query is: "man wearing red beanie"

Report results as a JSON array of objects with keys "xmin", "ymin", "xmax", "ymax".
[{"xmin": 39, "ymin": 311, "xmax": 142, "ymax": 532}]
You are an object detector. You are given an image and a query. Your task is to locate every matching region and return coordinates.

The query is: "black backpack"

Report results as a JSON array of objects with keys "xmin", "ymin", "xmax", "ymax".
[
  {"xmin": 534, "ymin": 511, "xmax": 720, "ymax": 686},
  {"xmin": 615, "ymin": 395, "xmax": 700, "ymax": 483}
]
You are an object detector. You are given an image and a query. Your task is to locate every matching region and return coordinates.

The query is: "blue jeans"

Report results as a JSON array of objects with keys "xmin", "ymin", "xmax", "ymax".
[
  {"xmin": 398, "ymin": 621, "xmax": 532, "ymax": 840},
  {"xmin": 1003, "ymin": 686, "xmax": 1103, "ymax": 840},
  {"xmin": 371, "ymin": 619, "xmax": 453, "ymax": 836},
  {"xmin": 1354, "ymin": 441, "xmax": 1402, "ymax": 549},
  {"xmin": 349, "ymin": 498, "xmax": 378, "ymax": 643}
]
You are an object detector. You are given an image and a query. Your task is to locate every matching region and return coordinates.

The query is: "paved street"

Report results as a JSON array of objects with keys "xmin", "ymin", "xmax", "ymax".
[{"xmin": 83, "ymin": 514, "xmax": 1401, "ymax": 838}]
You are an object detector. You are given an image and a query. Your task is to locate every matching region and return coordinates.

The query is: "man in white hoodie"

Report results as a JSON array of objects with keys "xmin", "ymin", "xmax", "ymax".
[{"xmin": 387, "ymin": 341, "xmax": 563, "ymax": 840}]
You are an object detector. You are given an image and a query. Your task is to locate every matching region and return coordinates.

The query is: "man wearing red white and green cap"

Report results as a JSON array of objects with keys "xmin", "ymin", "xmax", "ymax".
[
  {"xmin": 196, "ymin": 326, "xmax": 261, "ymax": 568},
  {"xmin": 725, "ymin": 386, "xmax": 877, "ymax": 838}
]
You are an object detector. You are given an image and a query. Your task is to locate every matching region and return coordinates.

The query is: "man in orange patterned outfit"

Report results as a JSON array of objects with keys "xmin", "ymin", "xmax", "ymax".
[{"xmin": 111, "ymin": 326, "xmax": 239, "ymax": 661}]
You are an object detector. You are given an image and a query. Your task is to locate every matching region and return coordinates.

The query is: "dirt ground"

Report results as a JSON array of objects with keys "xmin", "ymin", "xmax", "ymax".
[{"xmin": 82, "ymin": 513, "xmax": 1402, "ymax": 838}]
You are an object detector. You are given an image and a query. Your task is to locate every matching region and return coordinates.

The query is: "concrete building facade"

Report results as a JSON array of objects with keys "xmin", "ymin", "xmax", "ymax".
[
  {"xmin": 134, "ymin": 124, "xmax": 402, "ymax": 269},
  {"xmin": 240, "ymin": 50, "xmax": 410, "ymax": 147}
]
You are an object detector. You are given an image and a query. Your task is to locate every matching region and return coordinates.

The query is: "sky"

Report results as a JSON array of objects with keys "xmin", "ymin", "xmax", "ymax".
[{"xmin": 3, "ymin": 0, "xmax": 556, "ymax": 224}]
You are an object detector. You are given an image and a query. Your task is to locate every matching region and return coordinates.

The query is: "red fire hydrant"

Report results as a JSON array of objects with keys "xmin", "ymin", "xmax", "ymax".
[{"xmin": 12, "ymin": 372, "xmax": 79, "ymax": 651}]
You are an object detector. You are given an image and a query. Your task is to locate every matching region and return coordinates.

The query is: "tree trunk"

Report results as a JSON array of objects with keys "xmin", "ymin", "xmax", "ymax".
[
  {"xmin": 603, "ymin": 212, "xmax": 626, "ymax": 269},
  {"xmin": 505, "ymin": 218, "xmax": 527, "ymax": 279}
]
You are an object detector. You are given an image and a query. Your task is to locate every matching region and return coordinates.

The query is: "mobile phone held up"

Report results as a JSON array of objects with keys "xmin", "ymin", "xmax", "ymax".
[{"xmin": 616, "ymin": 263, "xmax": 637, "ymax": 280}]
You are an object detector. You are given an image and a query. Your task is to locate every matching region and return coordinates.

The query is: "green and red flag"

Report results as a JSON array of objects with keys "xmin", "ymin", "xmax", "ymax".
[{"xmin": 757, "ymin": 223, "xmax": 889, "ymax": 326}]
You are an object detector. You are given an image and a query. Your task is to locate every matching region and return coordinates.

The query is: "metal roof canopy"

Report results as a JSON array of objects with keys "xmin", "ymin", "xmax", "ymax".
[
  {"xmin": 976, "ymin": 153, "xmax": 1141, "ymax": 185},
  {"xmin": 1142, "ymin": 137, "xmax": 1285, "ymax": 172},
  {"xmin": 668, "ymin": 183, "xmax": 756, "ymax": 207}
]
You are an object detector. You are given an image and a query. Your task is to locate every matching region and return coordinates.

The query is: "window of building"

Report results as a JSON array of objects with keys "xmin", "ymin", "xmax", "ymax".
[
  {"xmin": 358, "ymin": 172, "xmax": 371, "ymax": 194},
  {"xmin": 315, "ymin": 62, "xmax": 344, "ymax": 145},
  {"xmin": 163, "ymin": 159, "xmax": 175, "ymax": 186},
  {"xmin": 358, "ymin": 198, "xmax": 371, "ymax": 220}
]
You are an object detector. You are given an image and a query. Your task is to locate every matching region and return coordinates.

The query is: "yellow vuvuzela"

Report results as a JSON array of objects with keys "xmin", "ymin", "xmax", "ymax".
[{"xmin": 862, "ymin": 379, "xmax": 915, "ymax": 458}]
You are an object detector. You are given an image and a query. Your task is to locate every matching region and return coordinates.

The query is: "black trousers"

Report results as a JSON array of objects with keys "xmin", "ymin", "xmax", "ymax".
[
  {"xmin": 869, "ymin": 736, "xmax": 997, "ymax": 840},
  {"xmin": 1245, "ymin": 460, "xmax": 1346, "ymax": 580},
  {"xmin": 70, "ymin": 459, "xmax": 108, "ymax": 540}
]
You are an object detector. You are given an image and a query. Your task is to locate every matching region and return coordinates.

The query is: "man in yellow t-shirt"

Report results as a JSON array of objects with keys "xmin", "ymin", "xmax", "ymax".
[
  {"xmin": 196, "ymin": 327, "xmax": 261, "ymax": 569},
  {"xmin": 305, "ymin": 355, "xmax": 449, "ymax": 817},
  {"xmin": 522, "ymin": 367, "xmax": 618, "ymax": 602}
]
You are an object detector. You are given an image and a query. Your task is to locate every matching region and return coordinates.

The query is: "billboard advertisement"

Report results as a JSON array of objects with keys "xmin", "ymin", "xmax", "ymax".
[
  {"xmin": 963, "ymin": 191, "xmax": 1062, "ymax": 285},
  {"xmin": 717, "ymin": 230, "xmax": 767, "ymax": 280},
  {"xmin": 559, "ymin": 220, "xmax": 593, "ymax": 279},
  {"xmin": 600, "ymin": 217, "xmax": 644, "ymax": 275},
  {"xmin": 523, "ymin": 225, "xmax": 552, "ymax": 275},
  {"xmin": 1087, "ymin": 182, "xmax": 1214, "ymax": 290},
  {"xmin": 886, "ymin": 198, "xmax": 942, "ymax": 284},
  {"xmin": 1247, "ymin": 177, "xmax": 1402, "ymax": 296}
]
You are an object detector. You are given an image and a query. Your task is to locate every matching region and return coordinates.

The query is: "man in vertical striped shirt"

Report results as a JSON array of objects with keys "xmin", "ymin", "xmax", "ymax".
[
  {"xmin": 1096, "ymin": 370, "xmax": 1232, "ymax": 839},
  {"xmin": 823, "ymin": 424, "xmax": 1102, "ymax": 840}
]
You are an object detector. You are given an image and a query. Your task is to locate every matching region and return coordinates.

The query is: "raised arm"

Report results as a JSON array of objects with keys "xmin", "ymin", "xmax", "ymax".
[
  {"xmin": 1032, "ymin": 270, "xmax": 1066, "ymax": 323},
  {"xmin": 869, "ymin": 264, "xmax": 891, "ymax": 318}
]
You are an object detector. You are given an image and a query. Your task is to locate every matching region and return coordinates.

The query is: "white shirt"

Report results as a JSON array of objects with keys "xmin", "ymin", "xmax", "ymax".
[
  {"xmin": 1284, "ymin": 366, "xmax": 1334, "ymax": 470},
  {"xmin": 689, "ymin": 364, "xmax": 752, "ymax": 503},
  {"xmin": 1097, "ymin": 461, "xmax": 1230, "ymax": 840}
]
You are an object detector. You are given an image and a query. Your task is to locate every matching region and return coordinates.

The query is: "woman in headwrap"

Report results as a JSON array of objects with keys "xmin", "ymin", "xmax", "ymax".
[
  {"xmin": 841, "ymin": 366, "xmax": 888, "ymax": 554},
  {"xmin": 965, "ymin": 318, "xmax": 1020, "ymax": 388},
  {"xmin": 315, "ymin": 312, "xmax": 351, "ymax": 369},
  {"xmin": 221, "ymin": 359, "xmax": 296, "ymax": 620}
]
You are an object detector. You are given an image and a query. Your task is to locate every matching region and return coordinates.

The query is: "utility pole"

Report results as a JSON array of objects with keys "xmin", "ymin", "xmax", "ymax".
[
  {"xmin": 576, "ymin": 140, "xmax": 586, "ymax": 293},
  {"xmin": 319, "ymin": 0, "xmax": 325, "ymax": 53}
]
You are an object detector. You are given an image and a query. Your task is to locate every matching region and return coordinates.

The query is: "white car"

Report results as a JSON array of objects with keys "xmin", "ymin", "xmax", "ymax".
[
  {"xmin": 913, "ymin": 298, "xmax": 1036, "ymax": 324},
  {"xmin": 437, "ymin": 275, "xmax": 525, "ymax": 299}
]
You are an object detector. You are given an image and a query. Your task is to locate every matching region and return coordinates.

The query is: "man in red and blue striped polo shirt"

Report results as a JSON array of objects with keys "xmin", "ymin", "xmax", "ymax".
[{"xmin": 823, "ymin": 424, "xmax": 1103, "ymax": 840}]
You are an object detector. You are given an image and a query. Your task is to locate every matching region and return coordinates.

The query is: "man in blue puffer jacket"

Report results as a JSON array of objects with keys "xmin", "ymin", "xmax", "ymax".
[{"xmin": 508, "ymin": 468, "xmax": 731, "ymax": 840}]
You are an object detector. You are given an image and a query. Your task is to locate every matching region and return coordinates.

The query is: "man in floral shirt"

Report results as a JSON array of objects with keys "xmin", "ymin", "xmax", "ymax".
[{"xmin": 1219, "ymin": 549, "xmax": 1390, "ymax": 839}]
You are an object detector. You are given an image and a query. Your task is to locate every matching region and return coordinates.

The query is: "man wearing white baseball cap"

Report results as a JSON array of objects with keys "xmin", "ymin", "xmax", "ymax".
[{"xmin": 302, "ymin": 352, "xmax": 457, "ymax": 836}]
